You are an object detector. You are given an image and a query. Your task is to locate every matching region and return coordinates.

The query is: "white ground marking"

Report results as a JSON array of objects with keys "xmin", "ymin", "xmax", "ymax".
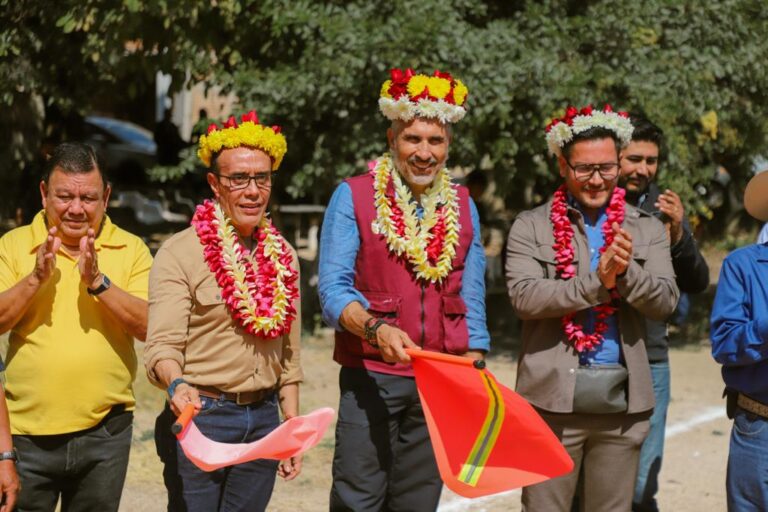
[{"xmin": 437, "ymin": 405, "xmax": 727, "ymax": 511}]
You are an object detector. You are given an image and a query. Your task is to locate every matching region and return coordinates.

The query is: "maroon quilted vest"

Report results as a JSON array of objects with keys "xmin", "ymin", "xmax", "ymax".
[{"xmin": 334, "ymin": 170, "xmax": 473, "ymax": 376}]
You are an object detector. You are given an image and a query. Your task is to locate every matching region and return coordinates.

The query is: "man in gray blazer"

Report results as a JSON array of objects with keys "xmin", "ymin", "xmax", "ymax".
[{"xmin": 506, "ymin": 105, "xmax": 679, "ymax": 512}]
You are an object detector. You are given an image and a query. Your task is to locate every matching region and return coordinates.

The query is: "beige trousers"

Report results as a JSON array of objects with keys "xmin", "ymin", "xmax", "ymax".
[{"xmin": 522, "ymin": 410, "xmax": 652, "ymax": 512}]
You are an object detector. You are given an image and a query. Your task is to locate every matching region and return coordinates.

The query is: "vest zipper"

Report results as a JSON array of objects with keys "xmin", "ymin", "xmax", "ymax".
[{"xmin": 420, "ymin": 283, "xmax": 426, "ymax": 347}]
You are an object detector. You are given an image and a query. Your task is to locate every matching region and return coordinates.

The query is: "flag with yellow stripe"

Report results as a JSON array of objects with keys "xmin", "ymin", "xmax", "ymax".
[{"xmin": 407, "ymin": 349, "xmax": 573, "ymax": 498}]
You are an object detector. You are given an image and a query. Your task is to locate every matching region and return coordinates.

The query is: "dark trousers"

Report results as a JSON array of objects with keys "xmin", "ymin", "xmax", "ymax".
[
  {"xmin": 330, "ymin": 367, "xmax": 442, "ymax": 512},
  {"xmin": 13, "ymin": 407, "xmax": 133, "ymax": 512},
  {"xmin": 155, "ymin": 394, "xmax": 280, "ymax": 512}
]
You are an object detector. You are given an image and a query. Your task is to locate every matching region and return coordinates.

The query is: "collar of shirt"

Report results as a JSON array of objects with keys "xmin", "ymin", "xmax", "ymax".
[
  {"xmin": 757, "ymin": 243, "xmax": 768, "ymax": 262},
  {"xmin": 29, "ymin": 211, "xmax": 128, "ymax": 256},
  {"xmin": 565, "ymin": 192, "xmax": 608, "ymax": 228}
]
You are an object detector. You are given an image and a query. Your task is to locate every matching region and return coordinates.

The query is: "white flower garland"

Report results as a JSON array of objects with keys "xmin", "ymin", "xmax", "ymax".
[
  {"xmin": 370, "ymin": 153, "xmax": 461, "ymax": 282},
  {"xmin": 378, "ymin": 97, "xmax": 467, "ymax": 124},
  {"xmin": 545, "ymin": 109, "xmax": 634, "ymax": 157}
]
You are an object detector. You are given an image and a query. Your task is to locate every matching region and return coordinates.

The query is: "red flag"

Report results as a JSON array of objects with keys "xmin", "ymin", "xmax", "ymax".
[{"xmin": 406, "ymin": 349, "xmax": 573, "ymax": 498}]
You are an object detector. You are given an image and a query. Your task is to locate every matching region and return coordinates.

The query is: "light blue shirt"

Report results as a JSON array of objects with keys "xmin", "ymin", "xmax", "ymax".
[
  {"xmin": 758, "ymin": 223, "xmax": 768, "ymax": 244},
  {"xmin": 571, "ymin": 198, "xmax": 621, "ymax": 366},
  {"xmin": 318, "ymin": 181, "xmax": 490, "ymax": 351}
]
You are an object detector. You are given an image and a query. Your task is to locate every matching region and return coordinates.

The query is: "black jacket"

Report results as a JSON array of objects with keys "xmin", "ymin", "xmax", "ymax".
[{"xmin": 635, "ymin": 183, "xmax": 710, "ymax": 361}]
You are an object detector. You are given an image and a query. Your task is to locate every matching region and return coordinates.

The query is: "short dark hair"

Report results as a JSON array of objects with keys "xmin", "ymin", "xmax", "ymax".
[
  {"xmin": 629, "ymin": 113, "xmax": 664, "ymax": 146},
  {"xmin": 43, "ymin": 142, "xmax": 108, "ymax": 190},
  {"xmin": 561, "ymin": 126, "xmax": 621, "ymax": 160}
]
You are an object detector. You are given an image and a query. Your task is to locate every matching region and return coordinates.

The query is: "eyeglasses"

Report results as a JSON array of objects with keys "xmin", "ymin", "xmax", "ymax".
[
  {"xmin": 213, "ymin": 171, "xmax": 273, "ymax": 190},
  {"xmin": 564, "ymin": 159, "xmax": 619, "ymax": 183}
]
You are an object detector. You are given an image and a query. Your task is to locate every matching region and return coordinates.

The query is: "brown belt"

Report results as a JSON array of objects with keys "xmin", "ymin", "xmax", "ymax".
[
  {"xmin": 195, "ymin": 385, "xmax": 274, "ymax": 406},
  {"xmin": 737, "ymin": 393, "xmax": 768, "ymax": 419}
]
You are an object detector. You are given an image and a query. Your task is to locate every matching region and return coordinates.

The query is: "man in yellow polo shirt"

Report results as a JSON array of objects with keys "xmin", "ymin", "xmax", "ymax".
[{"xmin": 0, "ymin": 142, "xmax": 152, "ymax": 512}]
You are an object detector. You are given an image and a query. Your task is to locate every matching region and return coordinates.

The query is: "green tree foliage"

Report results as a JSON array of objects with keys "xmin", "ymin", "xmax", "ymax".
[{"xmin": 2, "ymin": 0, "xmax": 767, "ymax": 216}]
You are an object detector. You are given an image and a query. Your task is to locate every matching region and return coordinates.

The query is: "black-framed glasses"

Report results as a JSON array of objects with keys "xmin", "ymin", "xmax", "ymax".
[
  {"xmin": 564, "ymin": 159, "xmax": 619, "ymax": 183},
  {"xmin": 213, "ymin": 171, "xmax": 273, "ymax": 190}
]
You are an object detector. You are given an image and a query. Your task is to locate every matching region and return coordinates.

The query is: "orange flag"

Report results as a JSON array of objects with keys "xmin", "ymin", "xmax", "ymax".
[{"xmin": 406, "ymin": 349, "xmax": 573, "ymax": 498}]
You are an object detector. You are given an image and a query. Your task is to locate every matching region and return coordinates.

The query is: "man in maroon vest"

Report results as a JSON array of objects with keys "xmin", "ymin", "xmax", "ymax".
[{"xmin": 318, "ymin": 69, "xmax": 490, "ymax": 511}]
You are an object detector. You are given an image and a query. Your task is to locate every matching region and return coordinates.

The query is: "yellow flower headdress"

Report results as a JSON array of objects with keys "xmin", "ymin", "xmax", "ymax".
[
  {"xmin": 379, "ymin": 68, "xmax": 469, "ymax": 124},
  {"xmin": 197, "ymin": 110, "xmax": 287, "ymax": 170}
]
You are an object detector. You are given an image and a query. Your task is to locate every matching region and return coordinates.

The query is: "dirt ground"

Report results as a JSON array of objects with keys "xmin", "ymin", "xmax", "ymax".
[{"xmin": 121, "ymin": 334, "xmax": 730, "ymax": 512}]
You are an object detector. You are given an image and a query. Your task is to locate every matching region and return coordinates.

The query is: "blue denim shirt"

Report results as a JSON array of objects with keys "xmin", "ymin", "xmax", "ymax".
[
  {"xmin": 711, "ymin": 243, "xmax": 768, "ymax": 402},
  {"xmin": 318, "ymin": 182, "xmax": 490, "ymax": 352},
  {"xmin": 571, "ymin": 198, "xmax": 620, "ymax": 366}
]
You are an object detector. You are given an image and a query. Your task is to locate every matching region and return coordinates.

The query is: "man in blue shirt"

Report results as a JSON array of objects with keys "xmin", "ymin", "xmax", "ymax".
[
  {"xmin": 712, "ymin": 170, "xmax": 768, "ymax": 510},
  {"xmin": 319, "ymin": 69, "xmax": 490, "ymax": 511}
]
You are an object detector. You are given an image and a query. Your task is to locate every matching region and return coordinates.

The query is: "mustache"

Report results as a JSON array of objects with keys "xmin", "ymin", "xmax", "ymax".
[{"xmin": 407, "ymin": 155, "xmax": 438, "ymax": 166}]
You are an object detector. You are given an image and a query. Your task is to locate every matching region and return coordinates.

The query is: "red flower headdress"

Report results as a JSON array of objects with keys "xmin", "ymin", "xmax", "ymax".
[{"xmin": 379, "ymin": 68, "xmax": 469, "ymax": 124}]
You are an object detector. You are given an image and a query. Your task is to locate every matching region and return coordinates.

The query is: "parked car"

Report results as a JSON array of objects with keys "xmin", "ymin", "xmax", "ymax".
[{"xmin": 84, "ymin": 115, "xmax": 156, "ymax": 187}]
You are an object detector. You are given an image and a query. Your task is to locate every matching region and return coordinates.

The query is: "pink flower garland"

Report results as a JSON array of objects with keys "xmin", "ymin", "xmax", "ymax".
[
  {"xmin": 192, "ymin": 200, "xmax": 299, "ymax": 339},
  {"xmin": 550, "ymin": 185, "xmax": 626, "ymax": 352}
]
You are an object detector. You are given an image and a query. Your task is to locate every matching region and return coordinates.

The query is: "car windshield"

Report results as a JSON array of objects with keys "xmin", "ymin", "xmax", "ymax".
[{"xmin": 86, "ymin": 116, "xmax": 156, "ymax": 152}]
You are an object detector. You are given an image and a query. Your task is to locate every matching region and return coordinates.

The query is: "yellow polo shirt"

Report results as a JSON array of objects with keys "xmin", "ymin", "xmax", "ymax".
[{"xmin": 0, "ymin": 212, "xmax": 152, "ymax": 435}]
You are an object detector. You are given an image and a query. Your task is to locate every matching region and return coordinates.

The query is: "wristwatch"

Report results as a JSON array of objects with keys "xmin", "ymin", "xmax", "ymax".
[
  {"xmin": 363, "ymin": 317, "xmax": 387, "ymax": 348},
  {"xmin": 168, "ymin": 378, "xmax": 188, "ymax": 398},
  {"xmin": 87, "ymin": 274, "xmax": 111, "ymax": 296},
  {"xmin": 0, "ymin": 449, "xmax": 17, "ymax": 463}
]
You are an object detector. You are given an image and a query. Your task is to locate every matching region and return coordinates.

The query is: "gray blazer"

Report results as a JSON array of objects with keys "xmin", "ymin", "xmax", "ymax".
[{"xmin": 506, "ymin": 199, "xmax": 679, "ymax": 414}]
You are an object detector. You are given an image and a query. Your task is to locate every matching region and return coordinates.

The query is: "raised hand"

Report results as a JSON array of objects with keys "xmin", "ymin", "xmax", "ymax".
[
  {"xmin": 655, "ymin": 189, "xmax": 684, "ymax": 244},
  {"xmin": 78, "ymin": 228, "xmax": 102, "ymax": 289},
  {"xmin": 33, "ymin": 226, "xmax": 61, "ymax": 285}
]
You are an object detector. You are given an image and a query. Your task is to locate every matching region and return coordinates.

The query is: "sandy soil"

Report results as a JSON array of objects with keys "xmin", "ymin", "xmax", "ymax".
[{"xmin": 121, "ymin": 335, "xmax": 729, "ymax": 512}]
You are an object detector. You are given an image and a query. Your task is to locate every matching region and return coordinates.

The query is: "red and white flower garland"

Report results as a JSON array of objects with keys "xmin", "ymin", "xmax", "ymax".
[
  {"xmin": 550, "ymin": 185, "xmax": 626, "ymax": 352},
  {"xmin": 370, "ymin": 153, "xmax": 460, "ymax": 283},
  {"xmin": 192, "ymin": 200, "xmax": 298, "ymax": 339}
]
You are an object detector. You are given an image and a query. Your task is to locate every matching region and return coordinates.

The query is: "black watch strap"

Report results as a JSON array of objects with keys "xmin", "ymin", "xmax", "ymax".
[
  {"xmin": 363, "ymin": 317, "xmax": 387, "ymax": 347},
  {"xmin": 87, "ymin": 274, "xmax": 111, "ymax": 296}
]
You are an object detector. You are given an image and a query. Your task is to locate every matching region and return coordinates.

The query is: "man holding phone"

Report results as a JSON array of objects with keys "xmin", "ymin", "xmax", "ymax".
[{"xmin": 618, "ymin": 115, "xmax": 709, "ymax": 512}]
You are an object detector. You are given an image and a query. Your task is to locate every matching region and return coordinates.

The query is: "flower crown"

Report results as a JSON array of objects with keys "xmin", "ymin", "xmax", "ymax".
[
  {"xmin": 544, "ymin": 104, "xmax": 633, "ymax": 157},
  {"xmin": 197, "ymin": 110, "xmax": 287, "ymax": 170},
  {"xmin": 378, "ymin": 68, "xmax": 469, "ymax": 124}
]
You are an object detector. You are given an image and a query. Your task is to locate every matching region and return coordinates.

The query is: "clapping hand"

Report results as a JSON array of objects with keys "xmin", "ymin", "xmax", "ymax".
[
  {"xmin": 78, "ymin": 228, "xmax": 103, "ymax": 289},
  {"xmin": 655, "ymin": 189, "xmax": 684, "ymax": 244},
  {"xmin": 33, "ymin": 227, "xmax": 61, "ymax": 285},
  {"xmin": 598, "ymin": 222, "xmax": 633, "ymax": 289}
]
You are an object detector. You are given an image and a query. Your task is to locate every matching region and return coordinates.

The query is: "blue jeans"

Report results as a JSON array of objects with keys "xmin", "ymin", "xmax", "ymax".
[
  {"xmin": 633, "ymin": 361, "xmax": 670, "ymax": 512},
  {"xmin": 726, "ymin": 409, "xmax": 768, "ymax": 511},
  {"xmin": 155, "ymin": 394, "xmax": 280, "ymax": 512}
]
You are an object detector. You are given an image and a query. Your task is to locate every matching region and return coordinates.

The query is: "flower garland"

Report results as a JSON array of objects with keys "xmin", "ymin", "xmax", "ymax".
[
  {"xmin": 378, "ymin": 68, "xmax": 469, "ymax": 124},
  {"xmin": 198, "ymin": 110, "xmax": 287, "ymax": 170},
  {"xmin": 545, "ymin": 104, "xmax": 633, "ymax": 157},
  {"xmin": 192, "ymin": 199, "xmax": 299, "ymax": 339},
  {"xmin": 370, "ymin": 153, "xmax": 460, "ymax": 283},
  {"xmin": 550, "ymin": 184, "xmax": 626, "ymax": 352}
]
